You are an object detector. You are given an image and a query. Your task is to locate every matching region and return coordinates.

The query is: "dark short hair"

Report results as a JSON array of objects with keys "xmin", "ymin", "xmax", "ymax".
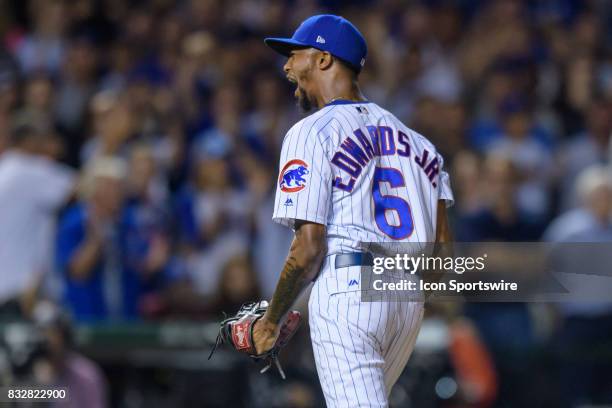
[{"xmin": 334, "ymin": 56, "xmax": 360, "ymax": 78}]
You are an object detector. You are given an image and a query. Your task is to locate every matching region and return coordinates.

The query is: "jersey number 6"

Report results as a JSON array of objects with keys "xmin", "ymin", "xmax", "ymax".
[{"xmin": 372, "ymin": 167, "xmax": 414, "ymax": 240}]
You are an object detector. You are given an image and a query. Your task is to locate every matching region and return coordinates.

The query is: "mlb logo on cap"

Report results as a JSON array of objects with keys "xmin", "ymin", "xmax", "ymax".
[{"xmin": 264, "ymin": 14, "xmax": 368, "ymax": 72}]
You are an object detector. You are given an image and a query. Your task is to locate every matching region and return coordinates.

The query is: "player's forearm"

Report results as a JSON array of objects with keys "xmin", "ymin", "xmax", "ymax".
[
  {"xmin": 435, "ymin": 201, "xmax": 453, "ymax": 245},
  {"xmin": 263, "ymin": 222, "xmax": 327, "ymax": 325}
]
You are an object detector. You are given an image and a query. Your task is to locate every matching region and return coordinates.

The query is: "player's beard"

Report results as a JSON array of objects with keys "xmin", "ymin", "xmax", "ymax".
[{"xmin": 297, "ymin": 86, "xmax": 313, "ymax": 113}]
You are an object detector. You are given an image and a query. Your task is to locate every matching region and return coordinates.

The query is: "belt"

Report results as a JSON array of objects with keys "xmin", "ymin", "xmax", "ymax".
[{"xmin": 334, "ymin": 252, "xmax": 374, "ymax": 269}]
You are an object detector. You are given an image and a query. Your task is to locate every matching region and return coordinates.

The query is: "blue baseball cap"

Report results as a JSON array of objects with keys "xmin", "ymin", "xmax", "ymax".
[{"xmin": 264, "ymin": 14, "xmax": 367, "ymax": 72}]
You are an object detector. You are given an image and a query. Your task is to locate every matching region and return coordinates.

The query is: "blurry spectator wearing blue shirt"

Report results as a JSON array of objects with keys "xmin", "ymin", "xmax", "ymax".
[
  {"xmin": 124, "ymin": 145, "xmax": 186, "ymax": 318},
  {"xmin": 56, "ymin": 156, "xmax": 176, "ymax": 322}
]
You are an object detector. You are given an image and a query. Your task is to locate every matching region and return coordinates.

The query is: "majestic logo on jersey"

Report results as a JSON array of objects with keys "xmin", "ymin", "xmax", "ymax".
[
  {"xmin": 284, "ymin": 198, "xmax": 294, "ymax": 207},
  {"xmin": 279, "ymin": 159, "xmax": 309, "ymax": 193}
]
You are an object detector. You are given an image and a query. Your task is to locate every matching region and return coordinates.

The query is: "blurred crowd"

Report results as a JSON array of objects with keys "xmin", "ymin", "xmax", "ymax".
[{"xmin": 0, "ymin": 0, "xmax": 611, "ymax": 406}]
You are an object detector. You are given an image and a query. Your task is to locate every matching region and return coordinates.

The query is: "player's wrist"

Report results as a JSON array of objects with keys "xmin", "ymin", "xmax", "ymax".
[{"xmin": 258, "ymin": 315, "xmax": 279, "ymax": 332}]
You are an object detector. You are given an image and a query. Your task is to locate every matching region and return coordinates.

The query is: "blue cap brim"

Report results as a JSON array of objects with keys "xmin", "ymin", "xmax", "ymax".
[{"xmin": 264, "ymin": 37, "xmax": 310, "ymax": 57}]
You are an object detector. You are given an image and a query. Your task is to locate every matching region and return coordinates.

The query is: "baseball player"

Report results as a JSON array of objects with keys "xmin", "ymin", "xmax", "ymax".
[{"xmin": 252, "ymin": 14, "xmax": 454, "ymax": 407}]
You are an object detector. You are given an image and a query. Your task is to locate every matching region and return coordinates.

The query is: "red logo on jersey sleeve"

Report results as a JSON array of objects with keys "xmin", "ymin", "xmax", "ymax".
[{"xmin": 279, "ymin": 159, "xmax": 309, "ymax": 193}]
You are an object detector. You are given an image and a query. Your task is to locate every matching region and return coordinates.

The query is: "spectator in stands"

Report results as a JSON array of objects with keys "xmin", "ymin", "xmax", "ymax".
[
  {"xmin": 175, "ymin": 152, "xmax": 251, "ymax": 301},
  {"xmin": 32, "ymin": 302, "xmax": 108, "ymax": 408},
  {"xmin": 486, "ymin": 96, "xmax": 554, "ymax": 219},
  {"xmin": 0, "ymin": 118, "xmax": 74, "ymax": 317},
  {"xmin": 126, "ymin": 144, "xmax": 169, "ymax": 210},
  {"xmin": 124, "ymin": 146, "xmax": 185, "ymax": 318},
  {"xmin": 80, "ymin": 92, "xmax": 135, "ymax": 164},
  {"xmin": 21, "ymin": 74, "xmax": 55, "ymax": 123},
  {"xmin": 456, "ymin": 153, "xmax": 545, "ymax": 407},
  {"xmin": 456, "ymin": 153, "xmax": 546, "ymax": 241},
  {"xmin": 191, "ymin": 83, "xmax": 245, "ymax": 159},
  {"xmin": 14, "ymin": 0, "xmax": 67, "ymax": 75},
  {"xmin": 56, "ymin": 156, "xmax": 127, "ymax": 321},
  {"xmin": 54, "ymin": 35, "xmax": 98, "ymax": 136},
  {"xmin": 545, "ymin": 164, "xmax": 612, "ymax": 241},
  {"xmin": 543, "ymin": 165, "xmax": 612, "ymax": 406},
  {"xmin": 56, "ymin": 156, "xmax": 175, "ymax": 321},
  {"xmin": 558, "ymin": 98, "xmax": 611, "ymax": 209},
  {"xmin": 213, "ymin": 254, "xmax": 260, "ymax": 314}
]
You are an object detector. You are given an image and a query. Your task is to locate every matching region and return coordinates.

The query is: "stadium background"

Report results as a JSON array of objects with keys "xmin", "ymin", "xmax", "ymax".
[{"xmin": 0, "ymin": 0, "xmax": 611, "ymax": 407}]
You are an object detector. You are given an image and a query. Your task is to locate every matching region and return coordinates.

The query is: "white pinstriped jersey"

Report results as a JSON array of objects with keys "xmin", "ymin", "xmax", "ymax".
[{"xmin": 272, "ymin": 100, "xmax": 454, "ymax": 255}]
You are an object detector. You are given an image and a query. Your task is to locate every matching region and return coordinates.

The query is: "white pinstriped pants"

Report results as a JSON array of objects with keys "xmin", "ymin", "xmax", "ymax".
[{"xmin": 309, "ymin": 255, "xmax": 424, "ymax": 408}]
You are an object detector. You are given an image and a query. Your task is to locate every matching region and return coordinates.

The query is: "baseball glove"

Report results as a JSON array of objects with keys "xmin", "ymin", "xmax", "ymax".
[{"xmin": 208, "ymin": 301, "xmax": 301, "ymax": 379}]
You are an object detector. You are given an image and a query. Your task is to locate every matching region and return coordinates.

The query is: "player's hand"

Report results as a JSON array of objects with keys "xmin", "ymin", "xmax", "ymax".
[
  {"xmin": 252, "ymin": 317, "xmax": 280, "ymax": 355},
  {"xmin": 209, "ymin": 301, "xmax": 301, "ymax": 379}
]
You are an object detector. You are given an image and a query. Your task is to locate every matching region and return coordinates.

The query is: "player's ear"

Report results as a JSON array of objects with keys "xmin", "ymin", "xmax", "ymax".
[{"xmin": 317, "ymin": 51, "xmax": 333, "ymax": 70}]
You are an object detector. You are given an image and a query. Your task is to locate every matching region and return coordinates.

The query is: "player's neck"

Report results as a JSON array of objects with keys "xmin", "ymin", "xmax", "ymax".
[{"xmin": 316, "ymin": 76, "xmax": 365, "ymax": 109}]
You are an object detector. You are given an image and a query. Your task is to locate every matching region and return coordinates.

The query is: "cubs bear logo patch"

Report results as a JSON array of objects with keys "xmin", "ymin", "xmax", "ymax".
[{"xmin": 279, "ymin": 159, "xmax": 309, "ymax": 193}]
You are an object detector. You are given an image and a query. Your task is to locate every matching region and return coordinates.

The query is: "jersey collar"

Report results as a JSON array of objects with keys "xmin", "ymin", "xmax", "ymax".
[{"xmin": 324, "ymin": 99, "xmax": 371, "ymax": 107}]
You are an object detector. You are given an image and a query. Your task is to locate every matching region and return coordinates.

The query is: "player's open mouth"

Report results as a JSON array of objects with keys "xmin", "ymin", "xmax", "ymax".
[{"xmin": 287, "ymin": 76, "xmax": 300, "ymax": 98}]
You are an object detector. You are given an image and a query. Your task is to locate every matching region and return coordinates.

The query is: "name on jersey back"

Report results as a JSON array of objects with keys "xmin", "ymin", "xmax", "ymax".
[{"xmin": 330, "ymin": 125, "xmax": 440, "ymax": 192}]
